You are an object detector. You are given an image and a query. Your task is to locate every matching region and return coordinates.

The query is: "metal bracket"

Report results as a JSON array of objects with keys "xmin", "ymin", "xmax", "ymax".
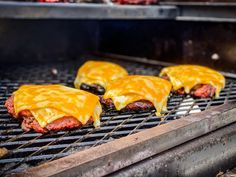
[{"xmin": 0, "ymin": 2, "xmax": 177, "ymax": 19}]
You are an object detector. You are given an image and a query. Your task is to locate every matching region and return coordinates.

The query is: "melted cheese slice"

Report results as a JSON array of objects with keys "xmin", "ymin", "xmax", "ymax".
[
  {"xmin": 74, "ymin": 61, "xmax": 128, "ymax": 90},
  {"xmin": 159, "ymin": 65, "xmax": 225, "ymax": 97},
  {"xmin": 13, "ymin": 85, "xmax": 102, "ymax": 128},
  {"xmin": 103, "ymin": 75, "xmax": 172, "ymax": 116}
]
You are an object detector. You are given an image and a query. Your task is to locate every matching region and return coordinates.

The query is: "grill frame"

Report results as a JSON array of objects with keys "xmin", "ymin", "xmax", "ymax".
[
  {"xmin": 109, "ymin": 123, "xmax": 236, "ymax": 177},
  {"xmin": 13, "ymin": 102, "xmax": 236, "ymax": 177},
  {"xmin": 0, "ymin": 54, "xmax": 236, "ymax": 176}
]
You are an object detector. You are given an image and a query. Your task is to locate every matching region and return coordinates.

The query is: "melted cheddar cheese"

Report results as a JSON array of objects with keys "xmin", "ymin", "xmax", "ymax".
[
  {"xmin": 13, "ymin": 85, "xmax": 102, "ymax": 128},
  {"xmin": 103, "ymin": 75, "xmax": 172, "ymax": 116},
  {"xmin": 74, "ymin": 61, "xmax": 128, "ymax": 90},
  {"xmin": 159, "ymin": 65, "xmax": 225, "ymax": 97}
]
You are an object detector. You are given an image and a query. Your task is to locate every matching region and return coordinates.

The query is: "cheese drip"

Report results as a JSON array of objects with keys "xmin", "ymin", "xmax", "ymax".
[
  {"xmin": 13, "ymin": 85, "xmax": 102, "ymax": 128},
  {"xmin": 159, "ymin": 65, "xmax": 225, "ymax": 98},
  {"xmin": 74, "ymin": 61, "xmax": 128, "ymax": 90},
  {"xmin": 104, "ymin": 75, "xmax": 172, "ymax": 116}
]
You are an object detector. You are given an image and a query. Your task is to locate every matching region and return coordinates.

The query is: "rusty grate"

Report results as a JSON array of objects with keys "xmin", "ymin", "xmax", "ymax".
[{"xmin": 0, "ymin": 58, "xmax": 236, "ymax": 176}]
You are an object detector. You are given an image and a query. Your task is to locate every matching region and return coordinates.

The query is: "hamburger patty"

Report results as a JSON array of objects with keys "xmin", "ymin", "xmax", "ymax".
[
  {"xmin": 5, "ymin": 96, "xmax": 85, "ymax": 133},
  {"xmin": 99, "ymin": 96, "xmax": 154, "ymax": 112},
  {"xmin": 191, "ymin": 84, "xmax": 216, "ymax": 98},
  {"xmin": 160, "ymin": 75, "xmax": 216, "ymax": 98},
  {"xmin": 80, "ymin": 83, "xmax": 105, "ymax": 95}
]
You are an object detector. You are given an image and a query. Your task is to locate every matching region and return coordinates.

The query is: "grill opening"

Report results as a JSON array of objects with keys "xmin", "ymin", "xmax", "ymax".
[{"xmin": 0, "ymin": 56, "xmax": 236, "ymax": 176}]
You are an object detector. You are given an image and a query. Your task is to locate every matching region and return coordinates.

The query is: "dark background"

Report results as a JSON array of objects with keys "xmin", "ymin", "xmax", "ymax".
[{"xmin": 0, "ymin": 19, "xmax": 236, "ymax": 72}]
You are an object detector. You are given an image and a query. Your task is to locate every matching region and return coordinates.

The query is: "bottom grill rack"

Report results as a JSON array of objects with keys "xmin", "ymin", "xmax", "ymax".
[{"xmin": 0, "ymin": 56, "xmax": 236, "ymax": 175}]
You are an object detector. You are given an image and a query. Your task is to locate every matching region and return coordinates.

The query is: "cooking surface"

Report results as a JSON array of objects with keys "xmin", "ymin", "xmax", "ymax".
[{"xmin": 0, "ymin": 57, "xmax": 236, "ymax": 175}]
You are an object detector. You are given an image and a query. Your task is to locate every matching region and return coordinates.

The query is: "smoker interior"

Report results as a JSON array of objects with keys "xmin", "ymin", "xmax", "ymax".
[
  {"xmin": 0, "ymin": 19, "xmax": 236, "ymax": 176},
  {"xmin": 0, "ymin": 55, "xmax": 236, "ymax": 175},
  {"xmin": 1, "ymin": 20, "xmax": 236, "ymax": 72}
]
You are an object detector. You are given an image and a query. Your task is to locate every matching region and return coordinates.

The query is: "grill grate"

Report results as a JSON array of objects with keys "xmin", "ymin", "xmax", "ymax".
[{"xmin": 1, "ymin": 58, "xmax": 236, "ymax": 176}]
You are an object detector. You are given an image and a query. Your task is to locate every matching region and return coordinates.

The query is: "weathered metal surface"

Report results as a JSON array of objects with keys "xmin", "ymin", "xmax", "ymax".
[
  {"xmin": 0, "ymin": 2, "xmax": 177, "ymax": 19},
  {"xmin": 109, "ymin": 123, "xmax": 236, "ymax": 177},
  {"xmin": 13, "ymin": 102, "xmax": 236, "ymax": 177},
  {"xmin": 1, "ymin": 1, "xmax": 236, "ymax": 22},
  {"xmin": 177, "ymin": 5, "xmax": 236, "ymax": 22},
  {"xmin": 160, "ymin": 1, "xmax": 236, "ymax": 5},
  {"xmin": 159, "ymin": 1, "xmax": 236, "ymax": 22}
]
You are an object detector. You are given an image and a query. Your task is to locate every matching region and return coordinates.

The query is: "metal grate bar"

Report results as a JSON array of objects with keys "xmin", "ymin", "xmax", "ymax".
[
  {"xmin": 38, "ymin": 114, "xmax": 118, "ymax": 163},
  {"xmin": 1, "ymin": 59, "xmax": 236, "ymax": 176},
  {"xmin": 91, "ymin": 114, "xmax": 136, "ymax": 148}
]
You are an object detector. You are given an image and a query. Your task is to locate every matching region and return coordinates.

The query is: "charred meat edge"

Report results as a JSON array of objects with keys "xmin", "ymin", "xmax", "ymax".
[
  {"xmin": 5, "ymin": 96, "xmax": 93, "ymax": 133},
  {"xmin": 80, "ymin": 83, "xmax": 105, "ymax": 95},
  {"xmin": 160, "ymin": 74, "xmax": 216, "ymax": 98},
  {"xmin": 99, "ymin": 96, "xmax": 155, "ymax": 112}
]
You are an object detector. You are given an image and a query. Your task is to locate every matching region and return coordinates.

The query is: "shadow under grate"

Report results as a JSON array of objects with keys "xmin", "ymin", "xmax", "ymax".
[{"xmin": 0, "ymin": 58, "xmax": 236, "ymax": 176}]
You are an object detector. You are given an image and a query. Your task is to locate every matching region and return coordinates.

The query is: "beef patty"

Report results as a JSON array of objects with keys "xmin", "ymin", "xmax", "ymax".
[
  {"xmin": 99, "ymin": 96, "xmax": 155, "ymax": 112},
  {"xmin": 80, "ymin": 83, "xmax": 105, "ymax": 95},
  {"xmin": 5, "ymin": 96, "xmax": 88, "ymax": 133},
  {"xmin": 160, "ymin": 75, "xmax": 216, "ymax": 98}
]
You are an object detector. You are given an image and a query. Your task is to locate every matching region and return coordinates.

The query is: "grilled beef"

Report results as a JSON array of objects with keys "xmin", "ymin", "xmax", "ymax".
[
  {"xmin": 37, "ymin": 0, "xmax": 69, "ymax": 2},
  {"xmin": 99, "ymin": 97, "xmax": 154, "ymax": 112},
  {"xmin": 113, "ymin": 0, "xmax": 157, "ymax": 5},
  {"xmin": 190, "ymin": 84, "xmax": 216, "ymax": 98},
  {"xmin": 175, "ymin": 87, "xmax": 185, "ymax": 95},
  {"xmin": 160, "ymin": 75, "xmax": 216, "ymax": 98},
  {"xmin": 5, "ymin": 96, "xmax": 85, "ymax": 133},
  {"xmin": 80, "ymin": 83, "xmax": 105, "ymax": 95}
]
